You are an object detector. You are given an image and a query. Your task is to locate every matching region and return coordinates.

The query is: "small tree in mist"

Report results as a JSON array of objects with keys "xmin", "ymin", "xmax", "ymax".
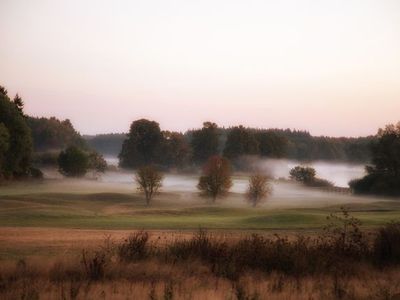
[
  {"xmin": 246, "ymin": 173, "xmax": 272, "ymax": 207},
  {"xmin": 88, "ymin": 151, "xmax": 107, "ymax": 178},
  {"xmin": 197, "ymin": 155, "xmax": 232, "ymax": 202},
  {"xmin": 135, "ymin": 165, "xmax": 163, "ymax": 205},
  {"xmin": 289, "ymin": 166, "xmax": 316, "ymax": 184}
]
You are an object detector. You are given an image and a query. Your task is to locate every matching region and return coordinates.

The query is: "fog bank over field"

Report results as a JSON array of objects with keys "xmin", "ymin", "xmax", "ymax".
[
  {"xmin": 104, "ymin": 156, "xmax": 366, "ymax": 188},
  {"xmin": 256, "ymin": 159, "xmax": 366, "ymax": 188}
]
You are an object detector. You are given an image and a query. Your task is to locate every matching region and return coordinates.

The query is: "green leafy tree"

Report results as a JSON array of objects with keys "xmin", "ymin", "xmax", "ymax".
[
  {"xmin": 197, "ymin": 155, "xmax": 232, "ymax": 202},
  {"xmin": 246, "ymin": 173, "xmax": 272, "ymax": 207},
  {"xmin": 135, "ymin": 165, "xmax": 163, "ymax": 205},
  {"xmin": 190, "ymin": 122, "xmax": 219, "ymax": 164},
  {"xmin": 0, "ymin": 87, "xmax": 33, "ymax": 179},
  {"xmin": 58, "ymin": 146, "xmax": 89, "ymax": 177},
  {"xmin": 119, "ymin": 119, "xmax": 163, "ymax": 168},
  {"xmin": 223, "ymin": 125, "xmax": 259, "ymax": 160}
]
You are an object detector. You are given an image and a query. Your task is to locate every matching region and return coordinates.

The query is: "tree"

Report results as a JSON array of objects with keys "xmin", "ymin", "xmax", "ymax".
[
  {"xmin": 289, "ymin": 166, "xmax": 316, "ymax": 184},
  {"xmin": 350, "ymin": 122, "xmax": 400, "ymax": 196},
  {"xmin": 246, "ymin": 173, "xmax": 272, "ymax": 207},
  {"xmin": 58, "ymin": 146, "xmax": 89, "ymax": 177},
  {"xmin": 119, "ymin": 119, "xmax": 163, "ymax": 168},
  {"xmin": 88, "ymin": 151, "xmax": 107, "ymax": 177},
  {"xmin": 0, "ymin": 86, "xmax": 7, "ymax": 96},
  {"xmin": 223, "ymin": 126, "xmax": 259, "ymax": 160},
  {"xmin": 13, "ymin": 94, "xmax": 24, "ymax": 115},
  {"xmin": 190, "ymin": 122, "xmax": 219, "ymax": 164},
  {"xmin": 135, "ymin": 165, "xmax": 163, "ymax": 205},
  {"xmin": 0, "ymin": 87, "xmax": 33, "ymax": 179},
  {"xmin": 0, "ymin": 123, "xmax": 10, "ymax": 177},
  {"xmin": 161, "ymin": 131, "xmax": 191, "ymax": 169},
  {"xmin": 197, "ymin": 155, "xmax": 232, "ymax": 202}
]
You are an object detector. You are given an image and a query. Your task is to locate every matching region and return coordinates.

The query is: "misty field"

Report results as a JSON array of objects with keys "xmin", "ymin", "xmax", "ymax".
[
  {"xmin": 1, "ymin": 173, "xmax": 400, "ymax": 258},
  {"xmin": 1, "ymin": 175, "xmax": 399, "ymax": 230},
  {"xmin": 1, "ymin": 173, "xmax": 400, "ymax": 299}
]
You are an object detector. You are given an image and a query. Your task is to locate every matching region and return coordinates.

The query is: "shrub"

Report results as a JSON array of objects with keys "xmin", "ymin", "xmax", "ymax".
[
  {"xmin": 118, "ymin": 231, "xmax": 150, "ymax": 262},
  {"xmin": 81, "ymin": 250, "xmax": 107, "ymax": 281}
]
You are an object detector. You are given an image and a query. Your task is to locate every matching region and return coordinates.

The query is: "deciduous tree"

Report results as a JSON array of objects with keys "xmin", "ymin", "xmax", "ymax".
[
  {"xmin": 119, "ymin": 119, "xmax": 163, "ymax": 168},
  {"xmin": 58, "ymin": 146, "xmax": 89, "ymax": 177},
  {"xmin": 135, "ymin": 165, "xmax": 163, "ymax": 205},
  {"xmin": 246, "ymin": 173, "xmax": 272, "ymax": 207},
  {"xmin": 197, "ymin": 155, "xmax": 232, "ymax": 202}
]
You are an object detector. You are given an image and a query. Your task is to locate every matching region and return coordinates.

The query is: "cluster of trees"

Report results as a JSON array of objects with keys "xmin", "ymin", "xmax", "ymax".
[
  {"xmin": 119, "ymin": 119, "xmax": 190, "ymax": 169},
  {"xmin": 28, "ymin": 116, "xmax": 86, "ymax": 151},
  {"xmin": 0, "ymin": 84, "xmax": 108, "ymax": 181},
  {"xmin": 135, "ymin": 155, "xmax": 272, "ymax": 207},
  {"xmin": 58, "ymin": 146, "xmax": 107, "ymax": 178},
  {"xmin": 0, "ymin": 86, "xmax": 33, "ymax": 179},
  {"xmin": 350, "ymin": 123, "xmax": 400, "ymax": 196},
  {"xmin": 115, "ymin": 119, "xmax": 374, "ymax": 171}
]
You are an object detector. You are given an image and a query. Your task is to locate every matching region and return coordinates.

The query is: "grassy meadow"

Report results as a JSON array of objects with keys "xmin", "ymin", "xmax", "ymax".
[{"xmin": 1, "ymin": 175, "xmax": 400, "ymax": 299}]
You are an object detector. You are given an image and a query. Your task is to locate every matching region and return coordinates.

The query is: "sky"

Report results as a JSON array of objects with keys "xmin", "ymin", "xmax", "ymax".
[{"xmin": 1, "ymin": 0, "xmax": 399, "ymax": 137}]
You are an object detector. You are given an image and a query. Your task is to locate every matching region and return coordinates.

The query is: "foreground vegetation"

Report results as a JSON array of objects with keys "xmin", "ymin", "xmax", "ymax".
[{"xmin": 1, "ymin": 218, "xmax": 400, "ymax": 299}]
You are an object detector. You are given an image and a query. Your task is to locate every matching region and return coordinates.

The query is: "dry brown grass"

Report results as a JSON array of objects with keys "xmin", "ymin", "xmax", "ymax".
[
  {"xmin": 1, "ymin": 214, "xmax": 400, "ymax": 299},
  {"xmin": 0, "ymin": 260, "xmax": 400, "ymax": 299}
]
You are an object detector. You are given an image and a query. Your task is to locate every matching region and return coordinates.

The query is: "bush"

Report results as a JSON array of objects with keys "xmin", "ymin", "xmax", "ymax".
[
  {"xmin": 118, "ymin": 231, "xmax": 150, "ymax": 262},
  {"xmin": 373, "ymin": 222, "xmax": 400, "ymax": 265}
]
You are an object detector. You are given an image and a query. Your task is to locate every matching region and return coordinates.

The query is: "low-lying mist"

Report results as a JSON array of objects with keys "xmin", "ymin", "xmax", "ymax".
[{"xmin": 104, "ymin": 156, "xmax": 366, "ymax": 188}]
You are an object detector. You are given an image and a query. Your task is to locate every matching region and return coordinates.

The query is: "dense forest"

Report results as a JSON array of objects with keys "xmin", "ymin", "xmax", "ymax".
[{"xmin": 87, "ymin": 123, "xmax": 375, "ymax": 163}]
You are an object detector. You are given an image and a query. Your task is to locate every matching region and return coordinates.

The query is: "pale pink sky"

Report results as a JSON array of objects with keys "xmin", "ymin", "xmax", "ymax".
[{"xmin": 1, "ymin": 0, "xmax": 399, "ymax": 136}]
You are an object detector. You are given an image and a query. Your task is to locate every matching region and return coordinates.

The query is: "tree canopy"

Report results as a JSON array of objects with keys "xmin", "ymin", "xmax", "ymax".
[
  {"xmin": 27, "ymin": 116, "xmax": 86, "ymax": 151},
  {"xmin": 0, "ymin": 87, "xmax": 33, "ymax": 179},
  {"xmin": 190, "ymin": 122, "xmax": 219, "ymax": 164},
  {"xmin": 223, "ymin": 125, "xmax": 259, "ymax": 160},
  {"xmin": 119, "ymin": 119, "xmax": 163, "ymax": 168}
]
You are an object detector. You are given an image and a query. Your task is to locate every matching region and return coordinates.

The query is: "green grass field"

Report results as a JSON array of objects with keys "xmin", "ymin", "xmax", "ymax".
[{"xmin": 1, "ymin": 179, "xmax": 399, "ymax": 230}]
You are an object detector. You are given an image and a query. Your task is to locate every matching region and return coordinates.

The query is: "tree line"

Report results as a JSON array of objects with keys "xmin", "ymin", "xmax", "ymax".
[
  {"xmin": 0, "ymin": 85, "xmax": 106, "ymax": 180},
  {"xmin": 117, "ymin": 119, "xmax": 374, "ymax": 171}
]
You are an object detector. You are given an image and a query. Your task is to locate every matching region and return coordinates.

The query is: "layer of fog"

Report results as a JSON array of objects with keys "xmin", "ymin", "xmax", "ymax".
[
  {"xmin": 35, "ymin": 157, "xmax": 371, "ymax": 209},
  {"xmin": 104, "ymin": 156, "xmax": 366, "ymax": 188}
]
